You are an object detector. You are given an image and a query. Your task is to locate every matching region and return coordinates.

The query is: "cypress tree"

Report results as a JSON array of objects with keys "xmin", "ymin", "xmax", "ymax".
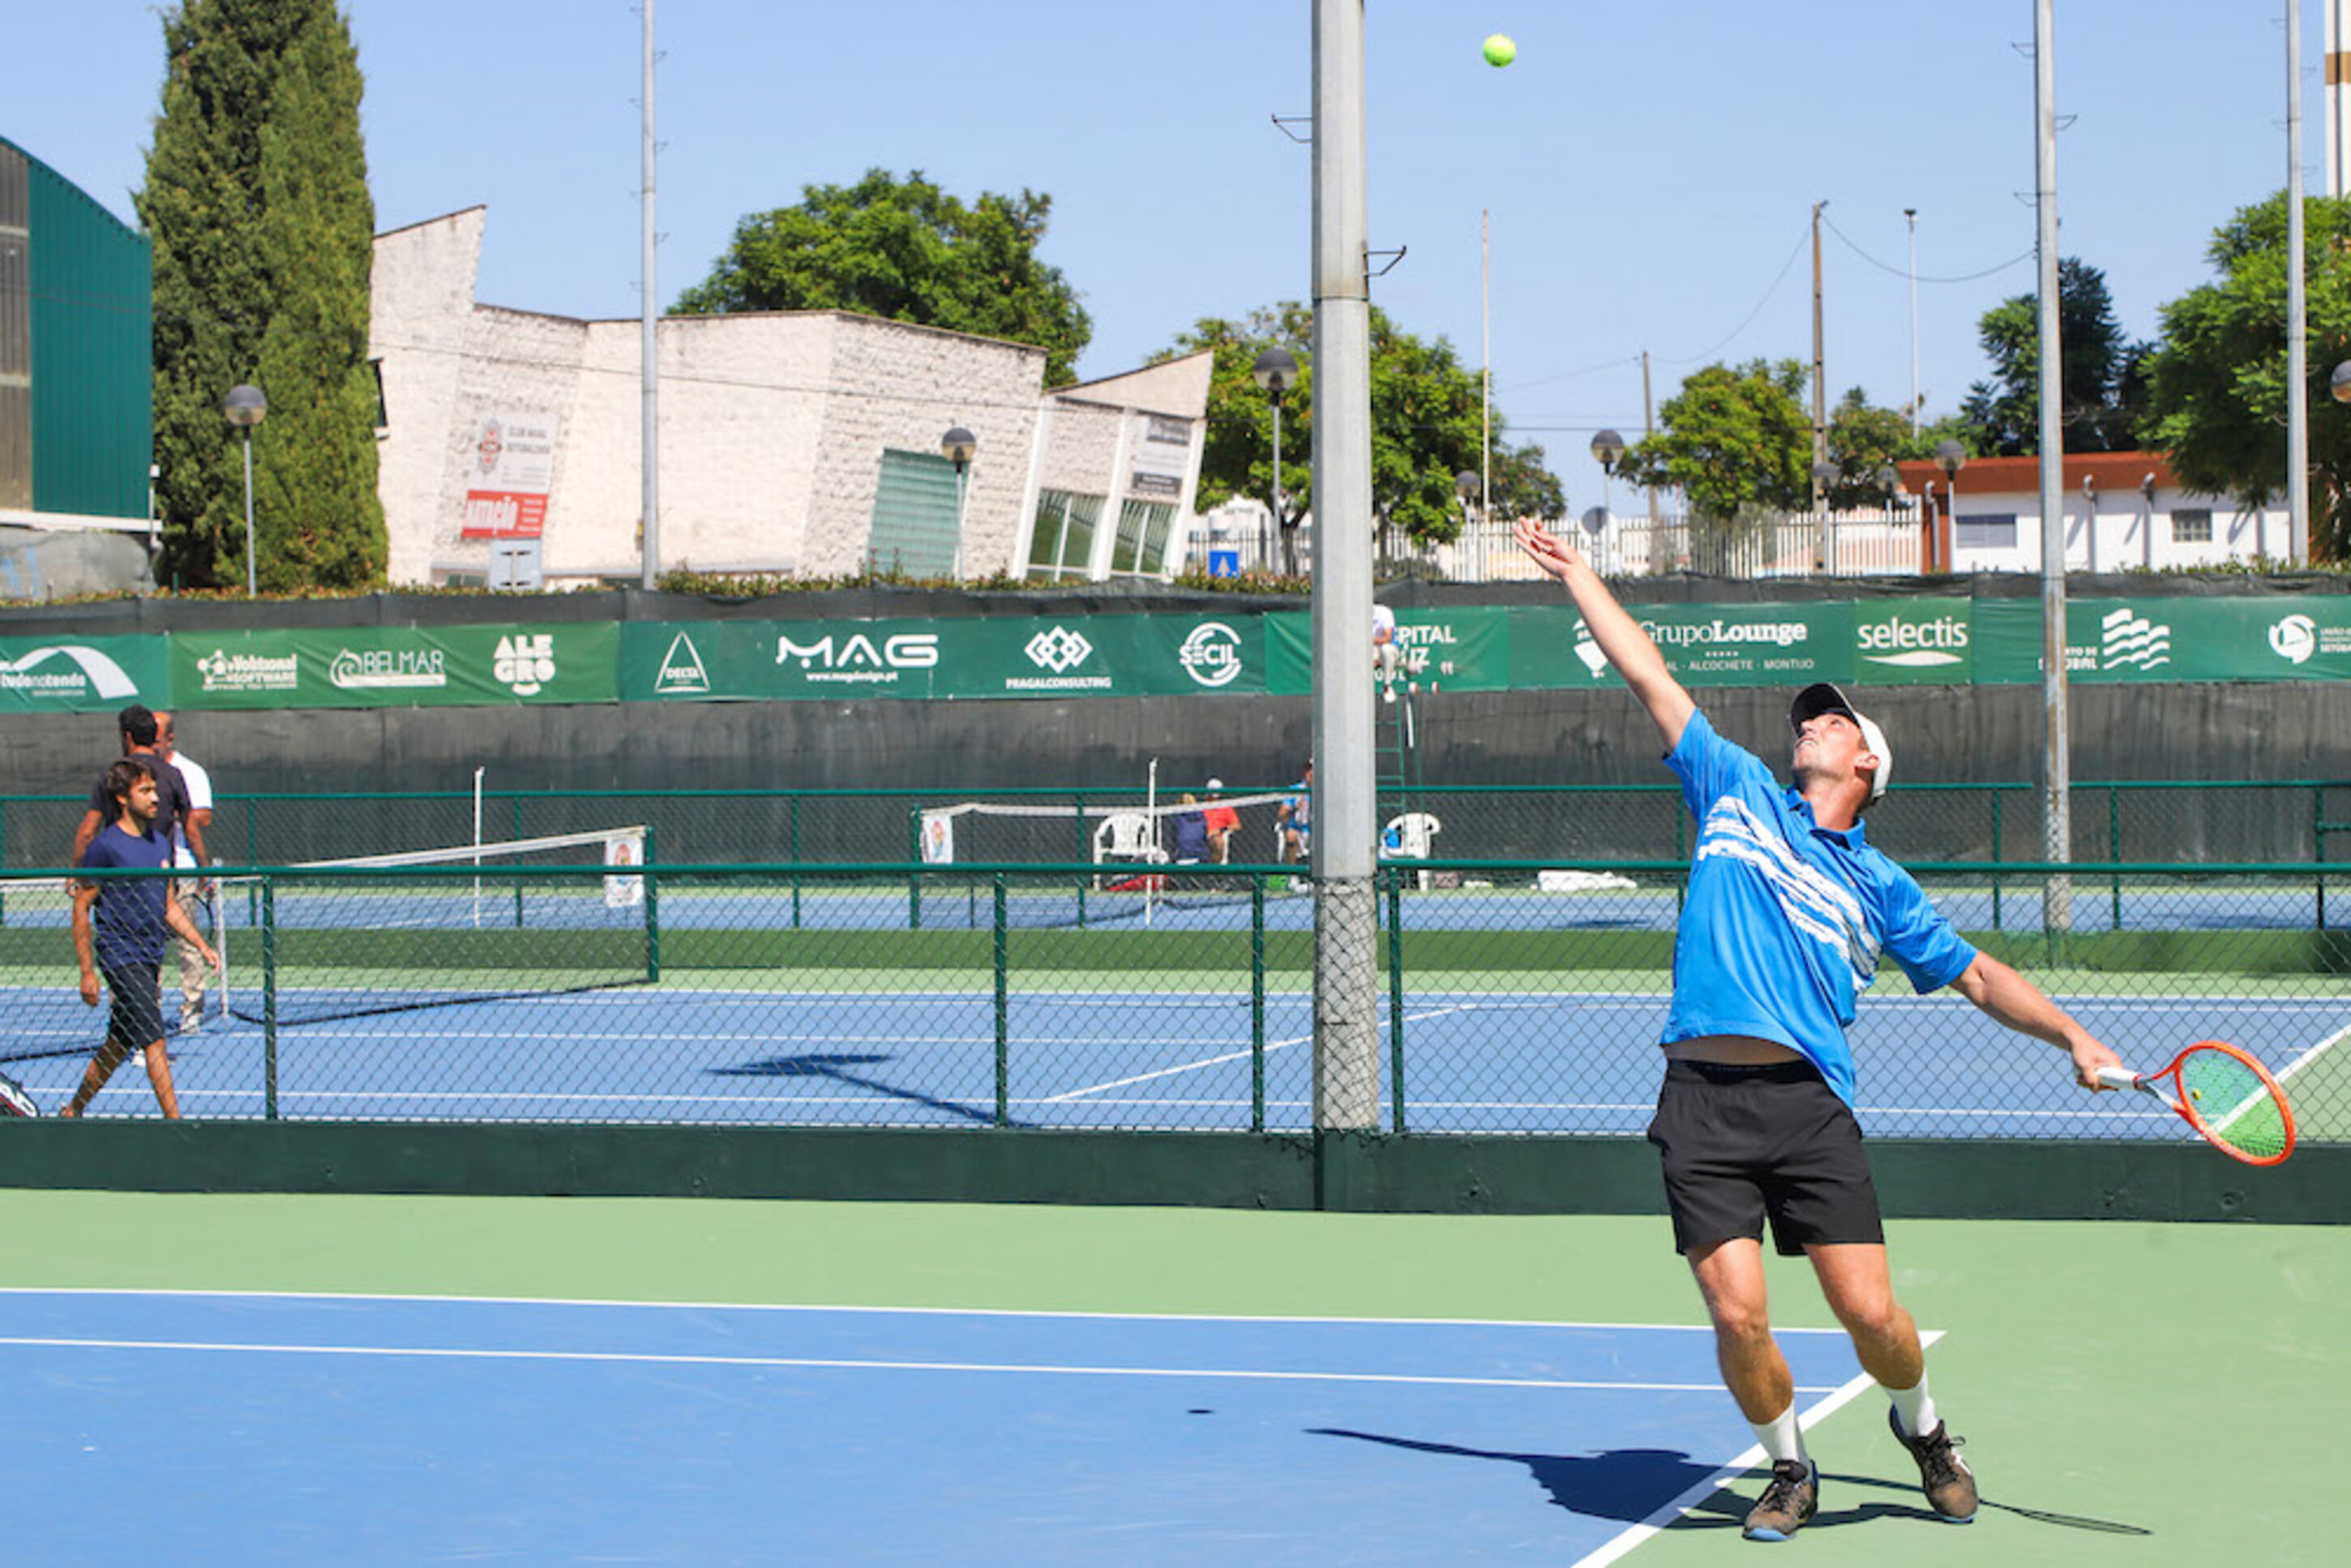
[
  {"xmin": 255, "ymin": 9, "xmax": 385, "ymax": 586},
  {"xmin": 138, "ymin": 0, "xmax": 380, "ymax": 590}
]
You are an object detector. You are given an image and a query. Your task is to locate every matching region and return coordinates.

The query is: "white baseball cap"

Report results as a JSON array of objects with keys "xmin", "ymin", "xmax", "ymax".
[
  {"xmin": 1788, "ymin": 682, "xmax": 1892, "ymax": 799},
  {"xmin": 1205, "ymin": 778, "xmax": 1224, "ymax": 791}
]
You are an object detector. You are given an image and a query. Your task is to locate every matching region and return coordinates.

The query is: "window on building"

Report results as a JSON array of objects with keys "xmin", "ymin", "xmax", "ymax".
[
  {"xmin": 2170, "ymin": 508, "xmax": 2212, "ymax": 543},
  {"xmin": 867, "ymin": 448, "xmax": 961, "ymax": 578},
  {"xmin": 1955, "ymin": 514, "xmax": 2016, "ymax": 550},
  {"xmin": 1109, "ymin": 499, "xmax": 1176, "ymax": 576},
  {"xmin": 1027, "ymin": 489, "xmax": 1103, "ymax": 581}
]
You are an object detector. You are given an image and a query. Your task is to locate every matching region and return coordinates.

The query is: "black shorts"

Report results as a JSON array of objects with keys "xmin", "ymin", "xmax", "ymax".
[
  {"xmin": 102, "ymin": 962, "xmax": 167, "ymax": 1052},
  {"xmin": 1646, "ymin": 1058, "xmax": 1884, "ymax": 1257}
]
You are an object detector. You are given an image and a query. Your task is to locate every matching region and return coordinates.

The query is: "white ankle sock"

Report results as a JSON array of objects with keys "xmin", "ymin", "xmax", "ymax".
[
  {"xmin": 1749, "ymin": 1403, "xmax": 1807, "ymax": 1467},
  {"xmin": 1886, "ymin": 1375, "xmax": 1938, "ymax": 1438}
]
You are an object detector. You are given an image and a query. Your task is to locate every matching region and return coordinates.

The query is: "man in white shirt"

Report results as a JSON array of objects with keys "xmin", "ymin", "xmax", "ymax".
[{"xmin": 155, "ymin": 711, "xmax": 216, "ymax": 1034}]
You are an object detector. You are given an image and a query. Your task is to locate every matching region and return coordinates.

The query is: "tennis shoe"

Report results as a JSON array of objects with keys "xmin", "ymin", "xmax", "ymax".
[
  {"xmin": 1888, "ymin": 1409, "xmax": 1976, "ymax": 1523},
  {"xmin": 1741, "ymin": 1459, "xmax": 1817, "ymax": 1542}
]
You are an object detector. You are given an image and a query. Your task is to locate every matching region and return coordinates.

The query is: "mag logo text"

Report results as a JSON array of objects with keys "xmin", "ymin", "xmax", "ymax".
[{"xmin": 776, "ymin": 630, "xmax": 939, "ymax": 685}]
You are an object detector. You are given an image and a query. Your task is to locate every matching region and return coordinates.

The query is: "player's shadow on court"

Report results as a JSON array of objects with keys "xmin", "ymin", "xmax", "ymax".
[
  {"xmin": 1308, "ymin": 1430, "xmax": 1732, "ymax": 1525},
  {"xmin": 1308, "ymin": 1431, "xmax": 2148, "ymax": 1537},
  {"xmin": 710, "ymin": 1052, "xmax": 1026, "ymax": 1128}
]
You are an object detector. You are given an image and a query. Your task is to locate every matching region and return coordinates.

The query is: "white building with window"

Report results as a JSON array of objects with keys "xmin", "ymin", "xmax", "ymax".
[
  {"xmin": 1893, "ymin": 452, "xmax": 2291, "ymax": 574},
  {"xmin": 370, "ymin": 208, "xmax": 1209, "ymax": 589}
]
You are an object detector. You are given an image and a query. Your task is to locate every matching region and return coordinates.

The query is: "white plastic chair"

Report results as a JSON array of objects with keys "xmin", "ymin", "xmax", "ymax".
[
  {"xmin": 1381, "ymin": 812, "xmax": 1443, "ymax": 890},
  {"xmin": 1093, "ymin": 812, "xmax": 1168, "ymax": 879}
]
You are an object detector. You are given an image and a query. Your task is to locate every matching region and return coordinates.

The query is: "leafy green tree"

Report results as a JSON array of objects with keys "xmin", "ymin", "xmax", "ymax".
[
  {"xmin": 140, "ymin": 0, "xmax": 382, "ymax": 590},
  {"xmin": 1959, "ymin": 257, "xmax": 2149, "ymax": 456},
  {"xmin": 1617, "ymin": 359, "xmax": 1812, "ymax": 521},
  {"xmin": 1163, "ymin": 302, "xmax": 1559, "ymax": 546},
  {"xmin": 2143, "ymin": 191, "xmax": 2351, "ymax": 560},
  {"xmin": 253, "ymin": 9, "xmax": 385, "ymax": 586},
  {"xmin": 1822, "ymin": 388, "xmax": 1925, "ymax": 508},
  {"xmin": 676, "ymin": 168, "xmax": 1092, "ymax": 385}
]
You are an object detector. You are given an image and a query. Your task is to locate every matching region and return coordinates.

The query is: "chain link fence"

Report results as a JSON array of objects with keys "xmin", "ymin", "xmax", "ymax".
[
  {"xmin": 6, "ymin": 780, "xmax": 2347, "ymax": 874},
  {"xmin": 2, "ymin": 859, "xmax": 2342, "ymax": 1146}
]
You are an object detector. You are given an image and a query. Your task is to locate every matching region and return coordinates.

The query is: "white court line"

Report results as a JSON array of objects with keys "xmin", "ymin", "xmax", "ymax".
[
  {"xmin": 0, "ymin": 1334, "xmax": 1848, "ymax": 1394},
  {"xmin": 0, "ymin": 1289, "xmax": 1861, "ymax": 1335},
  {"xmin": 1039, "ymin": 1005, "xmax": 1481, "ymax": 1103},
  {"xmin": 1574, "ymin": 1328, "xmax": 1943, "ymax": 1568},
  {"xmin": 2275, "ymin": 1018, "xmax": 2351, "ymax": 1086}
]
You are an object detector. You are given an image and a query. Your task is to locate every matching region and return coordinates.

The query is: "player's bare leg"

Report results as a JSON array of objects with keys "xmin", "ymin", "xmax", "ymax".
[
  {"xmin": 140, "ymin": 1038, "xmax": 182, "ymax": 1119},
  {"xmin": 59, "ymin": 1038, "xmax": 133, "ymax": 1118},
  {"xmin": 1687, "ymin": 1237, "xmax": 1794, "ymax": 1420},
  {"xmin": 1805, "ymin": 1242, "xmax": 1922, "ymax": 1388}
]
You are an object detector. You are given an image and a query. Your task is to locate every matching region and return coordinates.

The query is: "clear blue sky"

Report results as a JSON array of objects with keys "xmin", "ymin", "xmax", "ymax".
[{"xmin": 8, "ymin": 1, "xmax": 2323, "ymax": 512}]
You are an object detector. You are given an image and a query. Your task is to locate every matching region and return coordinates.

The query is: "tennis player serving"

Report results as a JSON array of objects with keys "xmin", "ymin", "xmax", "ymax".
[{"xmin": 1516, "ymin": 518, "xmax": 2122, "ymax": 1542}]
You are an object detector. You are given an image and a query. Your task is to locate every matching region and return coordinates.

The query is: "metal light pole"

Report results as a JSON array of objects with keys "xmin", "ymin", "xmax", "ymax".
[
  {"xmin": 1812, "ymin": 460, "xmax": 1839, "ymax": 572},
  {"xmin": 222, "ymin": 383, "xmax": 267, "ymax": 596},
  {"xmin": 1905, "ymin": 208, "xmax": 1921, "ymax": 438},
  {"xmin": 1590, "ymin": 428, "xmax": 1624, "ymax": 518},
  {"xmin": 2033, "ymin": 0, "xmax": 2072, "ymax": 936},
  {"xmin": 2289, "ymin": 0, "xmax": 2312, "ymax": 565},
  {"xmin": 1253, "ymin": 346, "xmax": 1300, "ymax": 574},
  {"xmin": 941, "ymin": 426, "xmax": 976, "ymax": 580},
  {"xmin": 1934, "ymin": 439, "xmax": 1966, "ymax": 574}
]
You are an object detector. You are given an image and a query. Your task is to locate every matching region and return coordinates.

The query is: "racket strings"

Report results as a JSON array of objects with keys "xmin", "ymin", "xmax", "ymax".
[{"xmin": 2176, "ymin": 1049, "xmax": 2291, "ymax": 1162}]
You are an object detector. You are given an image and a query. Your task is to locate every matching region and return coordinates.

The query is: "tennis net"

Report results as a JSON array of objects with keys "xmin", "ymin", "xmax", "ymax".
[{"xmin": 216, "ymin": 827, "xmax": 655, "ymax": 1026}]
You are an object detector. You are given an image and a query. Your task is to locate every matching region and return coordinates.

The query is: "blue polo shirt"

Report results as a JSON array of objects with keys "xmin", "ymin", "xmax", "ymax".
[
  {"xmin": 78, "ymin": 823, "xmax": 173, "ymax": 968},
  {"xmin": 1659, "ymin": 709, "xmax": 1976, "ymax": 1103}
]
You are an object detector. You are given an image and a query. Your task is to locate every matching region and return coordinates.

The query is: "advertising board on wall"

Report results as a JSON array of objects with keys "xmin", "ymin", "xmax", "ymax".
[
  {"xmin": 459, "ymin": 410, "xmax": 559, "ymax": 540},
  {"xmin": 13, "ymin": 592, "xmax": 2348, "ymax": 713}
]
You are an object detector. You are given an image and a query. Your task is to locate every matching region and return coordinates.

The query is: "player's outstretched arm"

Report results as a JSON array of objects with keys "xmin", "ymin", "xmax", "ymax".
[
  {"xmin": 1514, "ymin": 518, "xmax": 1694, "ymax": 750},
  {"xmin": 1951, "ymin": 950, "xmax": 2123, "ymax": 1090}
]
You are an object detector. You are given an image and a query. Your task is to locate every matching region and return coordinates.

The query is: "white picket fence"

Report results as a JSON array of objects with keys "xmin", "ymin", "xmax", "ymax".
[{"xmin": 1183, "ymin": 507, "xmax": 1924, "ymax": 582}]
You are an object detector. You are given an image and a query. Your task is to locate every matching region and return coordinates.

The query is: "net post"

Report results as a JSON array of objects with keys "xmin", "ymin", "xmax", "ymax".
[
  {"xmin": 1074, "ymin": 792, "xmax": 1089, "ymax": 928},
  {"xmin": 790, "ymin": 794, "xmax": 803, "ymax": 929},
  {"xmin": 643, "ymin": 824, "xmax": 662, "ymax": 983},
  {"xmin": 0, "ymin": 799, "xmax": 9, "ymax": 926},
  {"xmin": 2108, "ymin": 785, "xmax": 2122, "ymax": 929},
  {"xmin": 1385, "ymin": 864, "xmax": 1406, "ymax": 1133},
  {"xmin": 1992, "ymin": 789, "xmax": 2006, "ymax": 931},
  {"xmin": 512, "ymin": 795, "xmax": 525, "ymax": 928},
  {"xmin": 1251, "ymin": 874, "xmax": 1266, "ymax": 1133},
  {"xmin": 992, "ymin": 874, "xmax": 1009, "ymax": 1126},
  {"xmin": 906, "ymin": 811, "xmax": 922, "ymax": 930},
  {"xmin": 261, "ymin": 877, "xmax": 280, "ymax": 1120}
]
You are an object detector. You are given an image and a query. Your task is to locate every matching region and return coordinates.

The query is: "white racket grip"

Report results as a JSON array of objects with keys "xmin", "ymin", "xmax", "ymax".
[{"xmin": 2094, "ymin": 1065, "xmax": 2145, "ymax": 1092}]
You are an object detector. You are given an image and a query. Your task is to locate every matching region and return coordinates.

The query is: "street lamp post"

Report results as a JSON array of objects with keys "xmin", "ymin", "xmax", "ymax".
[
  {"xmin": 1589, "ymin": 427, "xmax": 1624, "ymax": 513},
  {"xmin": 940, "ymin": 426, "xmax": 977, "ymax": 580},
  {"xmin": 1811, "ymin": 459, "xmax": 1839, "ymax": 571},
  {"xmin": 1253, "ymin": 347, "xmax": 1300, "ymax": 574},
  {"xmin": 1933, "ymin": 439, "xmax": 1967, "ymax": 573},
  {"xmin": 222, "ymin": 383, "xmax": 268, "ymax": 595}
]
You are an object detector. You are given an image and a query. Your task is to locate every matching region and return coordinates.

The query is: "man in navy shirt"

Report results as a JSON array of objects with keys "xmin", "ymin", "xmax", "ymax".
[
  {"xmin": 1518, "ymin": 518, "xmax": 2121, "ymax": 1542},
  {"xmin": 64, "ymin": 758, "xmax": 219, "ymax": 1120}
]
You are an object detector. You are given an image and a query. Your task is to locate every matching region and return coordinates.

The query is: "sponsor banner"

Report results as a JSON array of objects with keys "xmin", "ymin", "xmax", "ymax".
[
  {"xmin": 1266, "ymin": 606, "xmax": 1513, "ymax": 694},
  {"xmin": 1968, "ymin": 598, "xmax": 2351, "ymax": 684},
  {"xmin": 1849, "ymin": 598, "xmax": 1976, "ymax": 686},
  {"xmin": 174, "ymin": 625, "xmax": 616, "ymax": 709},
  {"xmin": 0, "ymin": 636, "xmax": 168, "ymax": 711},
  {"xmin": 618, "ymin": 615, "xmax": 1267, "ymax": 701},
  {"xmin": 1514, "ymin": 602, "xmax": 1846, "ymax": 688},
  {"xmin": 460, "ymin": 410, "xmax": 559, "ymax": 539}
]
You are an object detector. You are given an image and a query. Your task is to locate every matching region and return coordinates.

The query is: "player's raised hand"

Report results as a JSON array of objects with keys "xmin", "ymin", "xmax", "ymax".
[{"xmin": 1515, "ymin": 517, "xmax": 1587, "ymax": 581}]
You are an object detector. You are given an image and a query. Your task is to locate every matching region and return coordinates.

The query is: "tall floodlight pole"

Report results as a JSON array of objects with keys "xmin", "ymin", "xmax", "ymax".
[
  {"xmin": 1481, "ymin": 207, "xmax": 1492, "ymax": 514},
  {"xmin": 1905, "ymin": 208, "xmax": 1921, "ymax": 437},
  {"xmin": 1310, "ymin": 0, "xmax": 1378, "ymax": 1132},
  {"xmin": 2331, "ymin": 0, "xmax": 2348, "ymax": 198},
  {"xmin": 639, "ymin": 0, "xmax": 661, "ymax": 591},
  {"xmin": 2290, "ymin": 0, "xmax": 2313, "ymax": 566},
  {"xmin": 2033, "ymin": 0, "xmax": 2072, "ymax": 936}
]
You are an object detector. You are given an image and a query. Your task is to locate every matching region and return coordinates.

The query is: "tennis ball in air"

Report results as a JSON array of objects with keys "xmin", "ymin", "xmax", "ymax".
[{"xmin": 1483, "ymin": 33, "xmax": 1517, "ymax": 68}]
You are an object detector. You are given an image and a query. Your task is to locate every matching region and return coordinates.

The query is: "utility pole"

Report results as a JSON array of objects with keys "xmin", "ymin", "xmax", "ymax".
[
  {"xmin": 1810, "ymin": 201, "xmax": 1828, "ymax": 497},
  {"xmin": 2033, "ymin": 0, "xmax": 2072, "ymax": 937},
  {"xmin": 1905, "ymin": 208, "xmax": 1920, "ymax": 438},
  {"xmin": 639, "ymin": 0, "xmax": 660, "ymax": 590}
]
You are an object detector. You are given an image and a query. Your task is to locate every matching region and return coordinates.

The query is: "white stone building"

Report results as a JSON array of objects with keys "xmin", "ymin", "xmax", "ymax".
[{"xmin": 370, "ymin": 208, "xmax": 1210, "ymax": 589}]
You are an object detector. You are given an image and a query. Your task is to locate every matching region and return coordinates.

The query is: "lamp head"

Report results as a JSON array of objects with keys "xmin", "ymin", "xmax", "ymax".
[
  {"xmin": 1252, "ymin": 347, "xmax": 1300, "ymax": 396},
  {"xmin": 223, "ymin": 383, "xmax": 268, "ymax": 429}
]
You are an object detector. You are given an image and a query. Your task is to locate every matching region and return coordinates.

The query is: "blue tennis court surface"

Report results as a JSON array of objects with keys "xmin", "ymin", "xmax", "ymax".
[
  {"xmin": 1, "ymin": 983, "xmax": 2340, "ymax": 1136},
  {"xmin": 0, "ymin": 1289, "xmax": 1891, "ymax": 1563}
]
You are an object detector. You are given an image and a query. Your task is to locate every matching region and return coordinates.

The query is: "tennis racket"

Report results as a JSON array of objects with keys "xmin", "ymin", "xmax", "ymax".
[{"xmin": 2096, "ymin": 1040, "xmax": 2295, "ymax": 1167}]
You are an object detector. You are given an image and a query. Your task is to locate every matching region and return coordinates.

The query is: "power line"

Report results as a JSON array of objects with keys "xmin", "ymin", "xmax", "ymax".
[{"xmin": 1819, "ymin": 210, "xmax": 2032, "ymax": 283}]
